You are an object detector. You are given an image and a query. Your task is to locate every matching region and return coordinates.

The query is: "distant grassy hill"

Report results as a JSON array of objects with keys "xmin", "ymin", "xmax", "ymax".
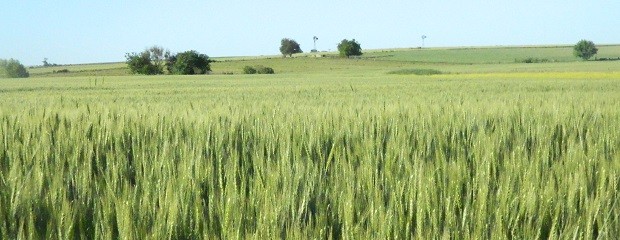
[
  {"xmin": 362, "ymin": 44, "xmax": 620, "ymax": 64},
  {"xmin": 22, "ymin": 44, "xmax": 620, "ymax": 78},
  {"xmin": 212, "ymin": 44, "xmax": 620, "ymax": 75}
]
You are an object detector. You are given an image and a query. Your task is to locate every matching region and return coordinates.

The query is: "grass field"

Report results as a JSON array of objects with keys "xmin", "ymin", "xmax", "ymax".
[
  {"xmin": 363, "ymin": 45, "xmax": 620, "ymax": 64},
  {"xmin": 23, "ymin": 44, "xmax": 620, "ymax": 77},
  {"xmin": 1, "ymin": 45, "xmax": 620, "ymax": 239},
  {"xmin": 26, "ymin": 62, "xmax": 128, "ymax": 78}
]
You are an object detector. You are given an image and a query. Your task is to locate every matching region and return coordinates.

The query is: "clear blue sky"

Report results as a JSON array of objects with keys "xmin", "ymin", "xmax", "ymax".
[{"xmin": 2, "ymin": 0, "xmax": 618, "ymax": 66}]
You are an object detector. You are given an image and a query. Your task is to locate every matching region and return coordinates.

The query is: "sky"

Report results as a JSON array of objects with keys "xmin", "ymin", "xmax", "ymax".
[{"xmin": 1, "ymin": 0, "xmax": 619, "ymax": 66}]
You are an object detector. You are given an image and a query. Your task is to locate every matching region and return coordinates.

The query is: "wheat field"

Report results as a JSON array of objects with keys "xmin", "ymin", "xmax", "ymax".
[{"xmin": 1, "ymin": 73, "xmax": 619, "ymax": 239}]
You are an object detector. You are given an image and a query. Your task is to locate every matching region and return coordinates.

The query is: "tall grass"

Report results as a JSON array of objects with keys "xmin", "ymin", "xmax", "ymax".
[{"xmin": 0, "ymin": 76, "xmax": 619, "ymax": 238}]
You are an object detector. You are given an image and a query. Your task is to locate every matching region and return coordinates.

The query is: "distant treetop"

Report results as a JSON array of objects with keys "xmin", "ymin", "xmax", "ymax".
[
  {"xmin": 573, "ymin": 40, "xmax": 598, "ymax": 60},
  {"xmin": 280, "ymin": 38, "xmax": 302, "ymax": 57},
  {"xmin": 337, "ymin": 39, "xmax": 362, "ymax": 58},
  {"xmin": 168, "ymin": 50, "xmax": 211, "ymax": 75}
]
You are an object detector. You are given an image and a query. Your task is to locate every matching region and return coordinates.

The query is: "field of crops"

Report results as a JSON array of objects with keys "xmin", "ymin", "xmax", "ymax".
[{"xmin": 1, "ymin": 46, "xmax": 620, "ymax": 239}]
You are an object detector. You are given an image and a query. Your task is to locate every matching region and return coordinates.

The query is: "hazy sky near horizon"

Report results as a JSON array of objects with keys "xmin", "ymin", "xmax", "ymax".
[{"xmin": 2, "ymin": 1, "xmax": 618, "ymax": 66}]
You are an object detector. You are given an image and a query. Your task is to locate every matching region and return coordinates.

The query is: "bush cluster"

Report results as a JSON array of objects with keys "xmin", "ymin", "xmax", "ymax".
[
  {"xmin": 596, "ymin": 57, "xmax": 620, "ymax": 61},
  {"xmin": 243, "ymin": 65, "xmax": 275, "ymax": 74},
  {"xmin": 126, "ymin": 46, "xmax": 211, "ymax": 75},
  {"xmin": 243, "ymin": 66, "xmax": 257, "ymax": 74},
  {"xmin": 387, "ymin": 68, "xmax": 443, "ymax": 75},
  {"xmin": 515, "ymin": 58, "xmax": 552, "ymax": 63}
]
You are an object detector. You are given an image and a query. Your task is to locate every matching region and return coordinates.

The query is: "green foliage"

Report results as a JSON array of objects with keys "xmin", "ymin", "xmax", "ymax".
[
  {"xmin": 125, "ymin": 46, "xmax": 169, "ymax": 75},
  {"xmin": 388, "ymin": 68, "xmax": 443, "ymax": 75},
  {"xmin": 168, "ymin": 50, "xmax": 211, "ymax": 75},
  {"xmin": 243, "ymin": 66, "xmax": 257, "ymax": 74},
  {"xmin": 165, "ymin": 54, "xmax": 177, "ymax": 74},
  {"xmin": 125, "ymin": 51, "xmax": 163, "ymax": 75},
  {"xmin": 574, "ymin": 40, "xmax": 598, "ymax": 60},
  {"xmin": 255, "ymin": 65, "xmax": 274, "ymax": 74},
  {"xmin": 0, "ymin": 59, "xmax": 6, "ymax": 76},
  {"xmin": 148, "ymin": 46, "xmax": 168, "ymax": 71},
  {"xmin": 338, "ymin": 39, "xmax": 362, "ymax": 58},
  {"xmin": 0, "ymin": 58, "xmax": 29, "ymax": 78},
  {"xmin": 280, "ymin": 38, "xmax": 302, "ymax": 57},
  {"xmin": 243, "ymin": 65, "xmax": 274, "ymax": 74}
]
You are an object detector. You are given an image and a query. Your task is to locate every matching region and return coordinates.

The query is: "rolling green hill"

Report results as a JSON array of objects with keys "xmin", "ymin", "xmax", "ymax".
[
  {"xmin": 20, "ymin": 44, "xmax": 620, "ymax": 78},
  {"xmin": 363, "ymin": 44, "xmax": 620, "ymax": 64}
]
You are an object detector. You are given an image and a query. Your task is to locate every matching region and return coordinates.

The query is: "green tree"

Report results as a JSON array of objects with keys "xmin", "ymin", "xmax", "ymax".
[
  {"xmin": 0, "ymin": 59, "xmax": 6, "ymax": 77},
  {"xmin": 126, "ymin": 51, "xmax": 160, "ymax": 75},
  {"xmin": 149, "ymin": 46, "xmax": 169, "ymax": 72},
  {"xmin": 0, "ymin": 59, "xmax": 29, "ymax": 78},
  {"xmin": 280, "ymin": 38, "xmax": 302, "ymax": 57},
  {"xmin": 125, "ymin": 46, "xmax": 169, "ymax": 75},
  {"xmin": 337, "ymin": 39, "xmax": 362, "ymax": 58},
  {"xmin": 573, "ymin": 40, "xmax": 598, "ymax": 60},
  {"xmin": 165, "ymin": 54, "xmax": 177, "ymax": 74},
  {"xmin": 169, "ymin": 50, "xmax": 211, "ymax": 75}
]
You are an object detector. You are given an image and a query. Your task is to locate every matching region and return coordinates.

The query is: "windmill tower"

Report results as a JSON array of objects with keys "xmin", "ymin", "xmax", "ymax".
[
  {"xmin": 421, "ymin": 35, "xmax": 427, "ymax": 48},
  {"xmin": 312, "ymin": 36, "xmax": 319, "ymax": 52}
]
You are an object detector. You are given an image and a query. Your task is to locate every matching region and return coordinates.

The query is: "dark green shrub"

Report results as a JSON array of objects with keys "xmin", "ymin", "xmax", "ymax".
[
  {"xmin": 243, "ymin": 65, "xmax": 275, "ymax": 74},
  {"xmin": 516, "ymin": 58, "xmax": 550, "ymax": 63},
  {"xmin": 388, "ymin": 68, "xmax": 443, "ymax": 75},
  {"xmin": 243, "ymin": 66, "xmax": 257, "ymax": 74},
  {"xmin": 255, "ymin": 65, "xmax": 275, "ymax": 74}
]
